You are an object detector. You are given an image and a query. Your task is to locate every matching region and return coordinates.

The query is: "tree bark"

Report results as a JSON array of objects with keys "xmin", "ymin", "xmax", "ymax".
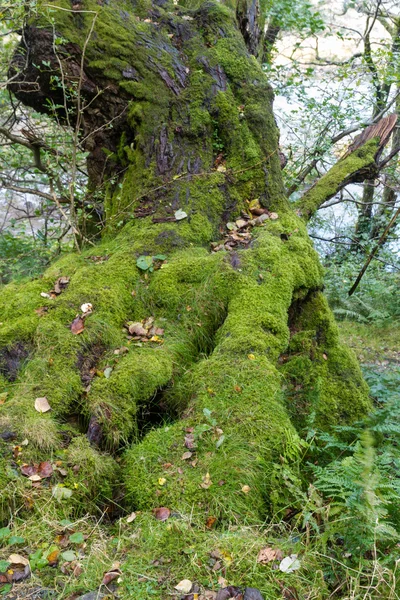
[{"xmin": 0, "ymin": 0, "xmax": 387, "ymax": 594}]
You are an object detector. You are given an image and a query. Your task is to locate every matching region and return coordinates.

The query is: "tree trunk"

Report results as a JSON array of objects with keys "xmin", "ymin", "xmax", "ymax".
[{"xmin": 0, "ymin": 0, "xmax": 380, "ymax": 594}]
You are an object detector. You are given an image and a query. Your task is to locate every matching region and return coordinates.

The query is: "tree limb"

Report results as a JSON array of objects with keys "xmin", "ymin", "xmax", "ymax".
[{"xmin": 295, "ymin": 114, "xmax": 398, "ymax": 221}]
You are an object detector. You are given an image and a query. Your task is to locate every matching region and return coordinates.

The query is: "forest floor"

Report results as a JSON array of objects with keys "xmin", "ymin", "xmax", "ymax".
[{"xmin": 2, "ymin": 320, "xmax": 400, "ymax": 600}]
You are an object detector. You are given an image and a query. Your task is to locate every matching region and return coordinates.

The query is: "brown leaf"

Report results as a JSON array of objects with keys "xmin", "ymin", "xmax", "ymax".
[
  {"xmin": 102, "ymin": 568, "xmax": 122, "ymax": 586},
  {"xmin": 184, "ymin": 433, "xmax": 196, "ymax": 449},
  {"xmin": 71, "ymin": 316, "xmax": 85, "ymax": 335},
  {"xmin": 216, "ymin": 586, "xmax": 242, "ymax": 600},
  {"xmin": 205, "ymin": 516, "xmax": 217, "ymax": 529},
  {"xmin": 47, "ymin": 549, "xmax": 60, "ymax": 566},
  {"xmin": 257, "ymin": 547, "xmax": 283, "ymax": 564},
  {"xmin": 34, "ymin": 397, "xmax": 51, "ymax": 413},
  {"xmin": 12, "ymin": 565, "xmax": 30, "ymax": 582},
  {"xmin": 35, "ymin": 306, "xmax": 48, "ymax": 316},
  {"xmin": 53, "ymin": 276, "xmax": 70, "ymax": 295},
  {"xmin": 38, "ymin": 461, "xmax": 53, "ymax": 478},
  {"xmin": 21, "ymin": 463, "xmax": 38, "ymax": 477},
  {"xmin": 153, "ymin": 507, "xmax": 171, "ymax": 521},
  {"xmin": 128, "ymin": 322, "xmax": 148, "ymax": 336},
  {"xmin": 181, "ymin": 451, "xmax": 193, "ymax": 460}
]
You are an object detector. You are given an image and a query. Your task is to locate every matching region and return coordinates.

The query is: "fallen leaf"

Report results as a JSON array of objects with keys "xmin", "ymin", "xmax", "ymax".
[
  {"xmin": 46, "ymin": 550, "xmax": 59, "ymax": 565},
  {"xmin": 61, "ymin": 551, "xmax": 77, "ymax": 562},
  {"xmin": 241, "ymin": 485, "xmax": 250, "ymax": 494},
  {"xmin": 205, "ymin": 516, "xmax": 217, "ymax": 529},
  {"xmin": 216, "ymin": 165, "xmax": 227, "ymax": 173},
  {"xmin": 201, "ymin": 472, "xmax": 212, "ymax": 489},
  {"xmin": 52, "ymin": 485, "xmax": 73, "ymax": 501},
  {"xmin": 323, "ymin": 353, "xmax": 328, "ymax": 360},
  {"xmin": 128, "ymin": 322, "xmax": 148, "ymax": 336},
  {"xmin": 175, "ymin": 579, "xmax": 193, "ymax": 594},
  {"xmin": 257, "ymin": 547, "xmax": 284, "ymax": 564},
  {"xmin": 28, "ymin": 474, "xmax": 42, "ymax": 482},
  {"xmin": 35, "ymin": 306, "xmax": 48, "ymax": 316},
  {"xmin": 235, "ymin": 219, "xmax": 248, "ymax": 229},
  {"xmin": 70, "ymin": 316, "xmax": 85, "ymax": 335},
  {"xmin": 8, "ymin": 554, "xmax": 29, "ymax": 567},
  {"xmin": 40, "ymin": 292, "xmax": 51, "ymax": 298},
  {"xmin": 34, "ymin": 397, "xmax": 51, "ymax": 413},
  {"xmin": 69, "ymin": 532, "xmax": 84, "ymax": 544},
  {"xmin": 185, "ymin": 433, "xmax": 196, "ymax": 449},
  {"xmin": 73, "ymin": 563, "xmax": 83, "ymax": 577},
  {"xmin": 279, "ymin": 555, "xmax": 301, "ymax": 573},
  {"xmin": 102, "ymin": 568, "xmax": 122, "ymax": 586},
  {"xmin": 21, "ymin": 464, "xmax": 38, "ymax": 477},
  {"xmin": 104, "ymin": 366, "xmax": 113, "ymax": 379},
  {"xmin": 181, "ymin": 451, "xmax": 192, "ymax": 460},
  {"xmin": 153, "ymin": 507, "xmax": 170, "ymax": 521},
  {"xmin": 174, "ymin": 209, "xmax": 188, "ymax": 220},
  {"xmin": 53, "ymin": 276, "xmax": 70, "ymax": 295},
  {"xmin": 80, "ymin": 303, "xmax": 93, "ymax": 314},
  {"xmin": 269, "ymin": 212, "xmax": 279, "ymax": 220},
  {"xmin": 38, "ymin": 461, "xmax": 53, "ymax": 478},
  {"xmin": 126, "ymin": 512, "xmax": 137, "ymax": 523}
]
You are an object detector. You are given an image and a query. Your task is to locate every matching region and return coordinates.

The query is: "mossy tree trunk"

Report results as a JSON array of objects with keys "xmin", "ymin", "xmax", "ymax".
[{"xmin": 0, "ymin": 0, "xmax": 388, "ymax": 593}]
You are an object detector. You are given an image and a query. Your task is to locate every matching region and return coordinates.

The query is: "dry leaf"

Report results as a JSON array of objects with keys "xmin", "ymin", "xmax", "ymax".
[
  {"xmin": 21, "ymin": 464, "xmax": 38, "ymax": 477},
  {"xmin": 102, "ymin": 568, "xmax": 122, "ymax": 586},
  {"xmin": 38, "ymin": 461, "xmax": 53, "ymax": 478},
  {"xmin": 34, "ymin": 397, "xmax": 51, "ymax": 413},
  {"xmin": 70, "ymin": 316, "xmax": 85, "ymax": 335},
  {"xmin": 257, "ymin": 547, "xmax": 283, "ymax": 564},
  {"xmin": 241, "ymin": 485, "xmax": 250, "ymax": 494},
  {"xmin": 181, "ymin": 451, "xmax": 192, "ymax": 460},
  {"xmin": 153, "ymin": 507, "xmax": 170, "ymax": 521},
  {"xmin": 175, "ymin": 579, "xmax": 193, "ymax": 594},
  {"xmin": 80, "ymin": 303, "xmax": 93, "ymax": 314},
  {"xmin": 205, "ymin": 516, "xmax": 217, "ymax": 529},
  {"xmin": 128, "ymin": 322, "xmax": 148, "ymax": 336},
  {"xmin": 185, "ymin": 433, "xmax": 196, "ymax": 449},
  {"xmin": 269, "ymin": 212, "xmax": 279, "ymax": 220},
  {"xmin": 28, "ymin": 474, "xmax": 42, "ymax": 482},
  {"xmin": 126, "ymin": 512, "xmax": 137, "ymax": 523},
  {"xmin": 47, "ymin": 550, "xmax": 59, "ymax": 566},
  {"xmin": 279, "ymin": 555, "xmax": 301, "ymax": 573},
  {"xmin": 8, "ymin": 554, "xmax": 29, "ymax": 567},
  {"xmin": 201, "ymin": 472, "xmax": 212, "ymax": 489}
]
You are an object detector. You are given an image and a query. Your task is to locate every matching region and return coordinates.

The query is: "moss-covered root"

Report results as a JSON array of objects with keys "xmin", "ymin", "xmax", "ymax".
[
  {"xmin": 280, "ymin": 292, "xmax": 371, "ymax": 432},
  {"xmin": 124, "ymin": 216, "xmax": 367, "ymax": 523}
]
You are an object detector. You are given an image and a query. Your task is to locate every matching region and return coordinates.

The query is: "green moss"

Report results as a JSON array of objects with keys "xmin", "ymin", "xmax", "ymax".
[
  {"xmin": 296, "ymin": 139, "xmax": 380, "ymax": 219},
  {"xmin": 280, "ymin": 292, "xmax": 371, "ymax": 431}
]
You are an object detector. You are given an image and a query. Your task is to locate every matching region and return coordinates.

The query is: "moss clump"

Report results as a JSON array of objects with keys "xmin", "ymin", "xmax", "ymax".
[{"xmin": 280, "ymin": 292, "xmax": 371, "ymax": 431}]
